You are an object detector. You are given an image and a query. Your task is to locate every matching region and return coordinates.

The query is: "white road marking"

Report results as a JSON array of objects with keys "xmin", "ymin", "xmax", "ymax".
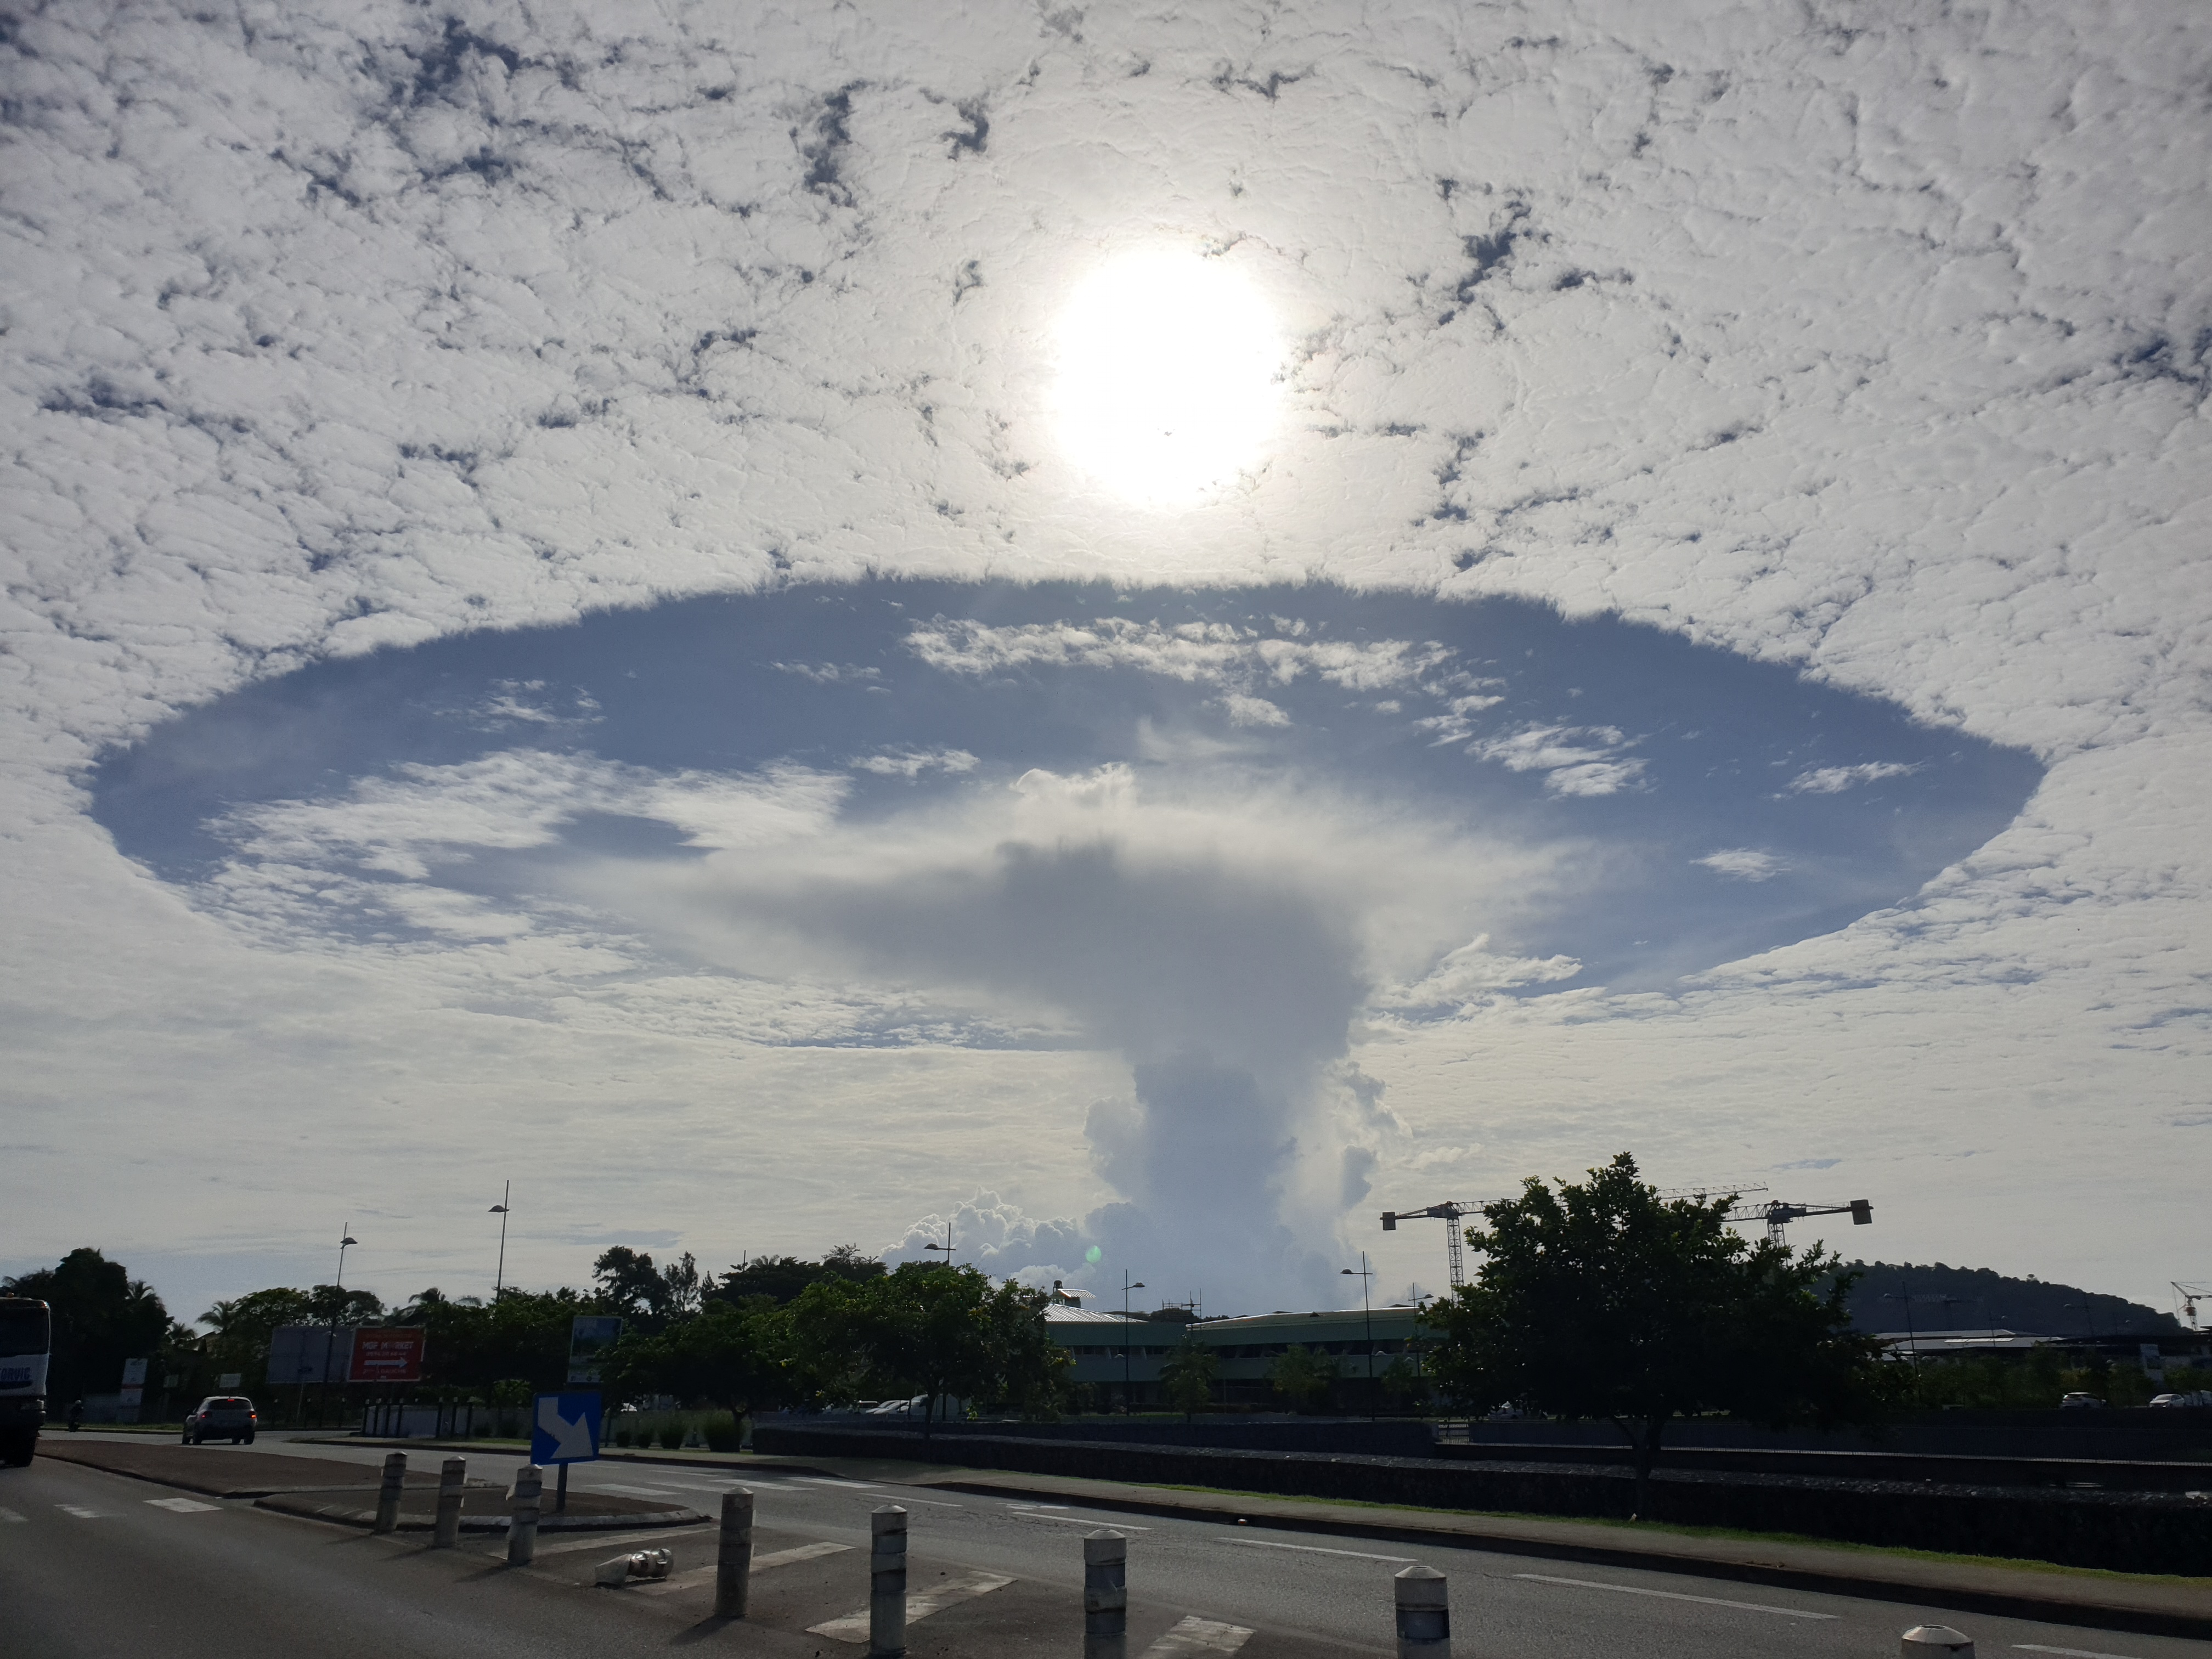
[
  {"xmin": 1009, "ymin": 1502, "xmax": 1068, "ymax": 1509},
  {"xmin": 1013, "ymin": 1510, "xmax": 1151, "ymax": 1531},
  {"xmin": 807, "ymin": 1570, "xmax": 1014, "ymax": 1641},
  {"xmin": 1141, "ymin": 1615, "xmax": 1255, "ymax": 1655},
  {"xmin": 792, "ymin": 1477, "xmax": 881, "ymax": 1490},
  {"xmin": 0, "ymin": 1506, "xmax": 26, "ymax": 1523},
  {"xmin": 147, "ymin": 1497, "xmax": 219, "ymax": 1513},
  {"xmin": 887, "ymin": 1494, "xmax": 966, "ymax": 1507},
  {"xmin": 1231, "ymin": 1537, "xmax": 1415, "ymax": 1564},
  {"xmin": 595, "ymin": 1483, "xmax": 687, "ymax": 1498},
  {"xmin": 1513, "ymin": 1573, "xmax": 1838, "ymax": 1621},
  {"xmin": 58, "ymin": 1505, "xmax": 103, "ymax": 1519},
  {"xmin": 2015, "ymin": 1646, "xmax": 2145, "ymax": 1658},
  {"xmin": 634, "ymin": 1539, "xmax": 851, "ymax": 1595}
]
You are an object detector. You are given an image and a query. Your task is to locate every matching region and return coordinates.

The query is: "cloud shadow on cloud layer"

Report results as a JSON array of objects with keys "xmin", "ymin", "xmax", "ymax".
[
  {"xmin": 88, "ymin": 582, "xmax": 2041, "ymax": 1312},
  {"xmin": 94, "ymin": 580, "xmax": 2042, "ymax": 996}
]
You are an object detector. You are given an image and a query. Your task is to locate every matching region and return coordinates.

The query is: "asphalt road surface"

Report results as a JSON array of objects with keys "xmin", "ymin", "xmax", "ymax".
[{"xmin": 4, "ymin": 1433, "xmax": 2206, "ymax": 1658}]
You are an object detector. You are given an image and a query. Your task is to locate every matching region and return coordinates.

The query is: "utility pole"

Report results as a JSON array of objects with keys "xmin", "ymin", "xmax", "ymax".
[
  {"xmin": 490, "ymin": 1182, "xmax": 511, "ymax": 1300},
  {"xmin": 321, "ymin": 1224, "xmax": 356, "ymax": 1430},
  {"xmin": 1121, "ymin": 1271, "xmax": 1147, "ymax": 1411},
  {"xmin": 1884, "ymin": 1280, "xmax": 1922, "ymax": 1387},
  {"xmin": 1341, "ymin": 1254, "xmax": 1376, "ymax": 1417}
]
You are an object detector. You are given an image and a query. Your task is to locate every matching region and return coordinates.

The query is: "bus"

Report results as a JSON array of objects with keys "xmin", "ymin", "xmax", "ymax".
[{"xmin": 0, "ymin": 1297, "xmax": 52, "ymax": 1465}]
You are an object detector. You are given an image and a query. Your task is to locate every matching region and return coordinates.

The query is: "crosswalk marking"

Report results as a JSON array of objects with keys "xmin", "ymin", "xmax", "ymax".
[
  {"xmin": 1513, "ymin": 1573, "xmax": 1838, "ymax": 1621},
  {"xmin": 532, "ymin": 1525, "xmax": 716, "ymax": 1558},
  {"xmin": 807, "ymin": 1570, "xmax": 1014, "ymax": 1641},
  {"xmin": 596, "ymin": 1483, "xmax": 687, "ymax": 1498},
  {"xmin": 0, "ymin": 1506, "xmax": 25, "ymax": 1523},
  {"xmin": 58, "ymin": 1505, "xmax": 103, "ymax": 1519},
  {"xmin": 147, "ymin": 1497, "xmax": 219, "ymax": 1513},
  {"xmin": 1231, "ymin": 1537, "xmax": 1414, "ymax": 1564},
  {"xmin": 1142, "ymin": 1616, "xmax": 1255, "ymax": 1655},
  {"xmin": 634, "ymin": 1539, "xmax": 850, "ymax": 1595}
]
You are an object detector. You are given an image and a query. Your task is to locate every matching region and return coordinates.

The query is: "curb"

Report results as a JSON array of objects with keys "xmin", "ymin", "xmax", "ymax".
[
  {"xmin": 917, "ymin": 1472, "xmax": 2212, "ymax": 1644},
  {"xmin": 312, "ymin": 1436, "xmax": 832, "ymax": 1480}
]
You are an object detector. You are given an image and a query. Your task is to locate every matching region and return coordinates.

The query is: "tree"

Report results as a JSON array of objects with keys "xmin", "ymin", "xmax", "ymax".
[
  {"xmin": 1268, "ymin": 1344, "xmax": 1338, "ymax": 1413},
  {"xmin": 661, "ymin": 1252, "xmax": 703, "ymax": 1318},
  {"xmin": 1160, "ymin": 1339, "xmax": 1219, "ymax": 1423},
  {"xmin": 785, "ymin": 1265, "xmax": 1067, "ymax": 1435},
  {"xmin": 712, "ymin": 1249, "xmax": 889, "ymax": 1307},
  {"xmin": 600, "ymin": 1300, "xmax": 788, "ymax": 1423},
  {"xmin": 200, "ymin": 1287, "xmax": 314, "ymax": 1389},
  {"xmin": 592, "ymin": 1248, "xmax": 667, "ymax": 1322},
  {"xmin": 1426, "ymin": 1153, "xmax": 1898, "ymax": 1513},
  {"xmin": 3, "ymin": 1249, "xmax": 174, "ymax": 1405}
]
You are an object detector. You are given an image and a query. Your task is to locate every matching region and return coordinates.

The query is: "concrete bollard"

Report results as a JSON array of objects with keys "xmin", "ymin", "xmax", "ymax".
[
  {"xmin": 716, "ymin": 1487, "xmax": 755, "ymax": 1618},
  {"xmin": 372, "ymin": 1451, "xmax": 407, "ymax": 1534},
  {"xmin": 1083, "ymin": 1529, "xmax": 1129, "ymax": 1659},
  {"xmin": 432, "ymin": 1457, "xmax": 465, "ymax": 1549},
  {"xmin": 1901, "ymin": 1628, "xmax": 1974, "ymax": 1656},
  {"xmin": 507, "ymin": 1464, "xmax": 543, "ymax": 1567},
  {"xmin": 869, "ymin": 1505, "xmax": 909, "ymax": 1657},
  {"xmin": 1394, "ymin": 1564, "xmax": 1449, "ymax": 1657}
]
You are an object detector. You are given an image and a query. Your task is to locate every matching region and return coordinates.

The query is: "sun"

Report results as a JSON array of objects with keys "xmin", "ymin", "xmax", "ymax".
[{"xmin": 1052, "ymin": 249, "xmax": 1284, "ymax": 505}]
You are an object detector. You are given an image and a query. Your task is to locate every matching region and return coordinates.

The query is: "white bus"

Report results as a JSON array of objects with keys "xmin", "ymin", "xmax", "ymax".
[{"xmin": 0, "ymin": 1297, "xmax": 52, "ymax": 1464}]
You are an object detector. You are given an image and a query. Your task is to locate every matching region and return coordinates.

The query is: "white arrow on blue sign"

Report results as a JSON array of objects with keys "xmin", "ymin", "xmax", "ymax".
[{"xmin": 530, "ymin": 1392, "xmax": 602, "ymax": 1465}]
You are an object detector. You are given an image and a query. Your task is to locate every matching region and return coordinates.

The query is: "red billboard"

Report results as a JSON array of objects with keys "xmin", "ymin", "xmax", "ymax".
[{"xmin": 347, "ymin": 1327, "xmax": 425, "ymax": 1384}]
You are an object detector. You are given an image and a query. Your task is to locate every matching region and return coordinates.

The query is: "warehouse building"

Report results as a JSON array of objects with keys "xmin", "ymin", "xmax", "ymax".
[{"xmin": 1046, "ymin": 1303, "xmax": 1433, "ymax": 1408}]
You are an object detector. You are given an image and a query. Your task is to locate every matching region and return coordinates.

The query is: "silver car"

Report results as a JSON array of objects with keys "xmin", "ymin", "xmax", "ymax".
[{"xmin": 183, "ymin": 1395, "xmax": 257, "ymax": 1444}]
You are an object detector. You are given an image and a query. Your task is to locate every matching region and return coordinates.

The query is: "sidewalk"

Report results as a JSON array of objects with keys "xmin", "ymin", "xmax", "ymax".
[{"xmin": 325, "ymin": 1435, "xmax": 2212, "ymax": 1640}]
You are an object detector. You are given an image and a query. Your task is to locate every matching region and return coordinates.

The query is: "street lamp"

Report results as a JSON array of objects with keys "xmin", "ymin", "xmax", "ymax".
[
  {"xmin": 489, "ymin": 1182, "xmax": 510, "ymax": 1300},
  {"xmin": 1883, "ymin": 1283, "xmax": 1922, "ymax": 1384},
  {"xmin": 1341, "ymin": 1254, "xmax": 1376, "ymax": 1418},
  {"xmin": 1121, "ymin": 1272, "xmax": 1147, "ymax": 1411},
  {"xmin": 922, "ymin": 1222, "xmax": 956, "ymax": 1267},
  {"xmin": 321, "ymin": 1224, "xmax": 357, "ymax": 1429}
]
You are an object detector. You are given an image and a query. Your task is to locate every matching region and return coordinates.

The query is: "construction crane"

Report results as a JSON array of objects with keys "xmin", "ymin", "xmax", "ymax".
[
  {"xmin": 1383, "ymin": 1182, "xmax": 1871, "ymax": 1288},
  {"xmin": 1379, "ymin": 1201, "xmax": 1490, "ymax": 1290},
  {"xmin": 2175, "ymin": 1282, "xmax": 2212, "ymax": 1330}
]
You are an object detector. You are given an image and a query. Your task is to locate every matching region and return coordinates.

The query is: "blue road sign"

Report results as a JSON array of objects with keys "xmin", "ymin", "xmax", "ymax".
[{"xmin": 530, "ymin": 1392, "xmax": 602, "ymax": 1465}]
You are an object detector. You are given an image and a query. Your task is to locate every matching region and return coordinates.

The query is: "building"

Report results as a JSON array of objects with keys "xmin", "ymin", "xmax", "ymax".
[{"xmin": 1047, "ymin": 1303, "xmax": 1433, "ymax": 1408}]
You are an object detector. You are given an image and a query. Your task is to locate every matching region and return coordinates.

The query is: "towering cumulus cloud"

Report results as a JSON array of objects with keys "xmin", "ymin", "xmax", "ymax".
[{"xmin": 617, "ymin": 761, "xmax": 1400, "ymax": 1310}]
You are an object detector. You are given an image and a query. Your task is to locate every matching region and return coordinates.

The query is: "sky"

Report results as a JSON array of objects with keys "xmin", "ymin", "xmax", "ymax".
[{"xmin": 2, "ymin": 0, "xmax": 2207, "ymax": 1327}]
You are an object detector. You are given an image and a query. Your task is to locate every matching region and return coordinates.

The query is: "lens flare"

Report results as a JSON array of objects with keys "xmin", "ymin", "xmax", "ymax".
[{"xmin": 1053, "ymin": 250, "xmax": 1284, "ymax": 505}]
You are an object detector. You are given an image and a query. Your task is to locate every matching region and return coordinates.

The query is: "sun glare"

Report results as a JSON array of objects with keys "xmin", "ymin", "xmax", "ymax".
[{"xmin": 1053, "ymin": 250, "xmax": 1284, "ymax": 505}]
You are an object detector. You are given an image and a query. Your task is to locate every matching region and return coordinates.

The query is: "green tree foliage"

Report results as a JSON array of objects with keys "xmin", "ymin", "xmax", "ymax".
[
  {"xmin": 200, "ymin": 1288, "xmax": 314, "ymax": 1389},
  {"xmin": 1427, "ymin": 1153, "xmax": 1899, "ymax": 1511},
  {"xmin": 1159, "ymin": 1338, "xmax": 1220, "ymax": 1423},
  {"xmin": 786, "ymin": 1264, "xmax": 1068, "ymax": 1434},
  {"xmin": 399, "ymin": 1286, "xmax": 601, "ymax": 1395},
  {"xmin": 711, "ymin": 1247, "xmax": 888, "ymax": 1306},
  {"xmin": 3, "ymin": 1249, "xmax": 176, "ymax": 1404},
  {"xmin": 600, "ymin": 1300, "xmax": 788, "ymax": 1422},
  {"xmin": 1267, "ymin": 1344, "xmax": 1338, "ymax": 1413},
  {"xmin": 303, "ymin": 1284, "xmax": 385, "ymax": 1325},
  {"xmin": 592, "ymin": 1248, "xmax": 669, "ymax": 1323}
]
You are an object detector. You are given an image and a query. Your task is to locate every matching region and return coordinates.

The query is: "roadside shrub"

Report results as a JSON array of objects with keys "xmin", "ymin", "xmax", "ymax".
[{"xmin": 703, "ymin": 1415, "xmax": 742, "ymax": 1452}]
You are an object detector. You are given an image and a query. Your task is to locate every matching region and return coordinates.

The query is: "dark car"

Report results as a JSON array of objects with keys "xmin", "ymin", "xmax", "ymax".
[{"xmin": 183, "ymin": 1396, "xmax": 257, "ymax": 1444}]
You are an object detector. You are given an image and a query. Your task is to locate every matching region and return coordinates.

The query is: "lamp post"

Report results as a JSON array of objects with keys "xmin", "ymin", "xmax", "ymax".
[
  {"xmin": 1121, "ymin": 1272, "xmax": 1147, "ymax": 1411},
  {"xmin": 1341, "ymin": 1254, "xmax": 1376, "ymax": 1418},
  {"xmin": 489, "ymin": 1182, "xmax": 511, "ymax": 1300},
  {"xmin": 922, "ymin": 1222, "xmax": 956, "ymax": 1267},
  {"xmin": 320, "ymin": 1224, "xmax": 357, "ymax": 1429}
]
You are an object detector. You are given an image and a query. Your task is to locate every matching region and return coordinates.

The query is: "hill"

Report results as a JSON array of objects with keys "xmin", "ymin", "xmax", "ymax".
[{"xmin": 1824, "ymin": 1260, "xmax": 2182, "ymax": 1336}]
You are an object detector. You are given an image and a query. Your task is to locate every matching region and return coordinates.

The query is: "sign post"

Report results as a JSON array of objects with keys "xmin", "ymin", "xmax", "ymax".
[{"xmin": 530, "ymin": 1391, "xmax": 602, "ymax": 1513}]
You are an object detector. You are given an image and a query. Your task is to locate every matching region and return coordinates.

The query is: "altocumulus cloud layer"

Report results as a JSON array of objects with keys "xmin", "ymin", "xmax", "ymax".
[{"xmin": 2, "ymin": 1, "xmax": 2207, "ymax": 1315}]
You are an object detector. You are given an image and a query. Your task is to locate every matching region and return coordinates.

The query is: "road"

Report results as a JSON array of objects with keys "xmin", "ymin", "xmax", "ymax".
[{"xmin": 3, "ymin": 1432, "xmax": 2205, "ymax": 1658}]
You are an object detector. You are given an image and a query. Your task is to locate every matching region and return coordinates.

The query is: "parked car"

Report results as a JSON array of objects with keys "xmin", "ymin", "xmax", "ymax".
[
  {"xmin": 183, "ymin": 1396, "xmax": 257, "ymax": 1443},
  {"xmin": 2057, "ymin": 1391, "xmax": 2107, "ymax": 1410},
  {"xmin": 2149, "ymin": 1390, "xmax": 2212, "ymax": 1408}
]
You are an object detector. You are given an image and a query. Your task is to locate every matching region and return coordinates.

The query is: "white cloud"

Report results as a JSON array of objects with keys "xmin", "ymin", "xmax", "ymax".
[
  {"xmin": 852, "ymin": 748, "xmax": 979, "ymax": 779},
  {"xmin": 1468, "ymin": 725, "xmax": 1648, "ymax": 797},
  {"xmin": 907, "ymin": 617, "xmax": 1459, "ymax": 697},
  {"xmin": 1696, "ymin": 849, "xmax": 1787, "ymax": 882},
  {"xmin": 1786, "ymin": 763, "xmax": 1921, "ymax": 795},
  {"xmin": 1220, "ymin": 693, "xmax": 1290, "ymax": 728}
]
